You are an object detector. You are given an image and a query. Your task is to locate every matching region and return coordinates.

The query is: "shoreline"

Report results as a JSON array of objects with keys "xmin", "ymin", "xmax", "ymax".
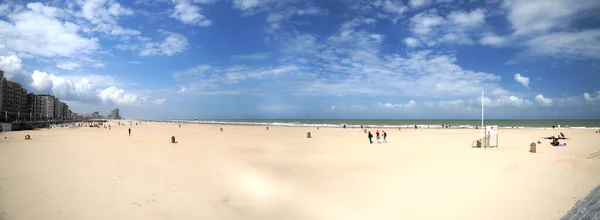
[{"xmin": 138, "ymin": 119, "xmax": 600, "ymax": 130}]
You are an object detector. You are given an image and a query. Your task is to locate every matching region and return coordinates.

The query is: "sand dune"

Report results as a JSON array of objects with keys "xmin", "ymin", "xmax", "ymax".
[{"xmin": 1, "ymin": 121, "xmax": 599, "ymax": 220}]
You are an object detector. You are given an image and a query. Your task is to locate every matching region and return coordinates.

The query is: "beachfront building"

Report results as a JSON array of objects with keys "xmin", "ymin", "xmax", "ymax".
[
  {"xmin": 26, "ymin": 93, "xmax": 37, "ymax": 120},
  {"xmin": 0, "ymin": 69, "xmax": 77, "ymax": 122},
  {"xmin": 2, "ymin": 80, "xmax": 28, "ymax": 121},
  {"xmin": 54, "ymin": 98, "xmax": 63, "ymax": 120},
  {"xmin": 39, "ymin": 95, "xmax": 55, "ymax": 119},
  {"xmin": 62, "ymin": 103, "xmax": 69, "ymax": 120},
  {"xmin": 29, "ymin": 93, "xmax": 42, "ymax": 120},
  {"xmin": 110, "ymin": 108, "xmax": 121, "ymax": 119},
  {"xmin": 0, "ymin": 70, "xmax": 4, "ymax": 112}
]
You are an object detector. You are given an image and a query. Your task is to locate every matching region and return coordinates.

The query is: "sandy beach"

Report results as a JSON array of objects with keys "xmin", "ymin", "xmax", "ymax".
[{"xmin": 1, "ymin": 121, "xmax": 599, "ymax": 220}]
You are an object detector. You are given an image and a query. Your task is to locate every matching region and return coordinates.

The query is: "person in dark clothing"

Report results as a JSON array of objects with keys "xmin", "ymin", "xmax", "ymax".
[
  {"xmin": 128, "ymin": 128, "xmax": 131, "ymax": 136},
  {"xmin": 368, "ymin": 131, "xmax": 373, "ymax": 144},
  {"xmin": 383, "ymin": 131, "xmax": 387, "ymax": 143}
]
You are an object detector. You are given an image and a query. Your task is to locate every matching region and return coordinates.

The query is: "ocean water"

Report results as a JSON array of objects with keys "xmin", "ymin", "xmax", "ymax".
[{"xmin": 167, "ymin": 119, "xmax": 600, "ymax": 129}]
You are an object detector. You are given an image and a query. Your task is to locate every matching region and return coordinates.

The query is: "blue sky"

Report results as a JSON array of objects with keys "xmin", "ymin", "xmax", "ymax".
[{"xmin": 0, "ymin": 0, "xmax": 599, "ymax": 119}]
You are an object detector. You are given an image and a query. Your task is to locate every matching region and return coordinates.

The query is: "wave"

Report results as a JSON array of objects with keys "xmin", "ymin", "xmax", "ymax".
[{"xmin": 160, "ymin": 120, "xmax": 600, "ymax": 129}]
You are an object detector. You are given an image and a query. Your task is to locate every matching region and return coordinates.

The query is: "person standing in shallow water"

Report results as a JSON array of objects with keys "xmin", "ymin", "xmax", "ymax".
[{"xmin": 368, "ymin": 131, "xmax": 373, "ymax": 144}]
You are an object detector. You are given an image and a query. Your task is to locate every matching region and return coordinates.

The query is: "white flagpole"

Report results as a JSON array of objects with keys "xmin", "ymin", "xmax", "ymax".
[{"xmin": 481, "ymin": 89, "xmax": 485, "ymax": 147}]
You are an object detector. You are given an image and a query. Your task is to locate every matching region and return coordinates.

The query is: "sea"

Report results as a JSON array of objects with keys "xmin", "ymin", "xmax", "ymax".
[{"xmin": 166, "ymin": 119, "xmax": 600, "ymax": 129}]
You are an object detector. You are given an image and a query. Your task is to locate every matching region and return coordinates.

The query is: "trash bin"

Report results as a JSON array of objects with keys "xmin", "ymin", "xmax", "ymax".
[
  {"xmin": 530, "ymin": 142, "xmax": 536, "ymax": 153},
  {"xmin": 307, "ymin": 132, "xmax": 311, "ymax": 138}
]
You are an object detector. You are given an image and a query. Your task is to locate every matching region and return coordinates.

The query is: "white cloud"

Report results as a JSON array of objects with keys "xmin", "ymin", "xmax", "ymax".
[
  {"xmin": 30, "ymin": 70, "xmax": 54, "ymax": 92},
  {"xmin": 282, "ymin": 33, "xmax": 320, "ymax": 54},
  {"xmin": 109, "ymin": 26, "xmax": 141, "ymax": 36},
  {"xmin": 174, "ymin": 64, "xmax": 300, "ymax": 94},
  {"xmin": 177, "ymin": 86, "xmax": 187, "ymax": 93},
  {"xmin": 447, "ymin": 9, "xmax": 486, "ymax": 28},
  {"xmin": 61, "ymin": 74, "xmax": 120, "ymax": 87},
  {"xmin": 535, "ymin": 94, "xmax": 553, "ymax": 106},
  {"xmin": 80, "ymin": 0, "xmax": 133, "ymax": 22},
  {"xmin": 329, "ymin": 105, "xmax": 368, "ymax": 111},
  {"xmin": 231, "ymin": 53, "xmax": 271, "ymax": 61},
  {"xmin": 154, "ymin": 98, "xmax": 167, "ymax": 105},
  {"xmin": 409, "ymin": 0, "xmax": 432, "ymax": 8},
  {"xmin": 56, "ymin": 61, "xmax": 81, "ymax": 70},
  {"xmin": 232, "ymin": 0, "xmax": 262, "ymax": 11},
  {"xmin": 381, "ymin": 0, "xmax": 407, "ymax": 16},
  {"xmin": 480, "ymin": 33, "xmax": 506, "ymax": 46},
  {"xmin": 0, "ymin": 2, "xmax": 99, "ymax": 57},
  {"xmin": 583, "ymin": 91, "xmax": 600, "ymax": 102},
  {"xmin": 1, "ymin": 54, "xmax": 150, "ymax": 106},
  {"xmin": 296, "ymin": 7, "xmax": 328, "ymax": 16},
  {"xmin": 501, "ymin": 96, "xmax": 534, "ymax": 108},
  {"xmin": 0, "ymin": 55, "xmax": 30, "ymax": 85},
  {"xmin": 171, "ymin": 0, "xmax": 212, "ymax": 26},
  {"xmin": 292, "ymin": 50, "xmax": 505, "ymax": 99},
  {"xmin": 98, "ymin": 86, "xmax": 140, "ymax": 105},
  {"xmin": 514, "ymin": 73, "xmax": 529, "ymax": 87},
  {"xmin": 523, "ymin": 30, "xmax": 600, "ymax": 60},
  {"xmin": 140, "ymin": 32, "xmax": 189, "ymax": 56},
  {"xmin": 229, "ymin": 0, "xmax": 327, "ymax": 33},
  {"xmin": 77, "ymin": 0, "xmax": 138, "ymax": 36},
  {"xmin": 498, "ymin": 0, "xmax": 600, "ymax": 61},
  {"xmin": 410, "ymin": 11, "xmax": 444, "ymax": 35},
  {"xmin": 0, "ymin": 4, "xmax": 10, "ymax": 15},
  {"xmin": 0, "ymin": 55, "xmax": 24, "ymax": 77},
  {"xmin": 375, "ymin": 100, "xmax": 417, "ymax": 109},
  {"xmin": 503, "ymin": 0, "xmax": 600, "ymax": 35},
  {"xmin": 408, "ymin": 8, "xmax": 487, "ymax": 46},
  {"xmin": 337, "ymin": 95, "xmax": 542, "ymax": 113},
  {"xmin": 404, "ymin": 37, "xmax": 419, "ymax": 47},
  {"xmin": 30, "ymin": 70, "xmax": 98, "ymax": 102}
]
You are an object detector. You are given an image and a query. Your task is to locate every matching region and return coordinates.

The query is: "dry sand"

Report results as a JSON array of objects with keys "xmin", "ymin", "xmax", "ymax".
[{"xmin": 1, "ymin": 121, "xmax": 599, "ymax": 220}]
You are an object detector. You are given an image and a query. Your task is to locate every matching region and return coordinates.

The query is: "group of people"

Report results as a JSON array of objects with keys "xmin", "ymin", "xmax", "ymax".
[
  {"xmin": 367, "ymin": 130, "xmax": 387, "ymax": 144},
  {"xmin": 542, "ymin": 132, "xmax": 568, "ymax": 146}
]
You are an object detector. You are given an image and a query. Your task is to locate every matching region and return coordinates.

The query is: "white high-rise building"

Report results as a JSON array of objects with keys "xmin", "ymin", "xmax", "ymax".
[
  {"xmin": 110, "ymin": 108, "xmax": 120, "ymax": 119},
  {"xmin": 39, "ymin": 95, "xmax": 55, "ymax": 119}
]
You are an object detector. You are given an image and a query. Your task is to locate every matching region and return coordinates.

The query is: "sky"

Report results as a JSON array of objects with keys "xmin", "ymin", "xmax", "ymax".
[{"xmin": 0, "ymin": 0, "xmax": 599, "ymax": 120}]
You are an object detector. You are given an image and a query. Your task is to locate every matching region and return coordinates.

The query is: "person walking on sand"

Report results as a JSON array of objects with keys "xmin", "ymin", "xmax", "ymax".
[
  {"xmin": 383, "ymin": 131, "xmax": 387, "ymax": 143},
  {"xmin": 128, "ymin": 128, "xmax": 131, "ymax": 136},
  {"xmin": 368, "ymin": 131, "xmax": 373, "ymax": 144},
  {"xmin": 376, "ymin": 130, "xmax": 381, "ymax": 143}
]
